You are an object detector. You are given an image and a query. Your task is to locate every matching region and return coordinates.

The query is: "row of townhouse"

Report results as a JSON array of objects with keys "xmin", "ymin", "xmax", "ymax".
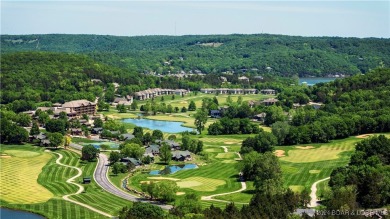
[
  {"xmin": 200, "ymin": 88, "xmax": 257, "ymax": 94},
  {"xmin": 133, "ymin": 88, "xmax": 189, "ymax": 100}
]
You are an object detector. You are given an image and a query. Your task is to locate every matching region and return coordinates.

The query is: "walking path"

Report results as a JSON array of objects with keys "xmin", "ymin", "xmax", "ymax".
[
  {"xmin": 308, "ymin": 177, "xmax": 330, "ymax": 208},
  {"xmin": 200, "ymin": 146, "xmax": 248, "ymax": 204},
  {"xmin": 51, "ymin": 152, "xmax": 113, "ymax": 218}
]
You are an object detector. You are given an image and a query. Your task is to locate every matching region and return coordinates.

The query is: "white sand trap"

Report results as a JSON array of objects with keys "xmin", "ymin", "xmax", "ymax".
[
  {"xmin": 176, "ymin": 181, "xmax": 203, "ymax": 188},
  {"xmin": 274, "ymin": 150, "xmax": 285, "ymax": 157},
  {"xmin": 0, "ymin": 155, "xmax": 11, "ymax": 158},
  {"xmin": 147, "ymin": 177, "xmax": 181, "ymax": 181},
  {"xmin": 180, "ymin": 101, "xmax": 188, "ymax": 104},
  {"xmin": 295, "ymin": 146, "xmax": 314, "ymax": 149},
  {"xmin": 176, "ymin": 192, "xmax": 185, "ymax": 196},
  {"xmin": 356, "ymin": 134, "xmax": 373, "ymax": 139},
  {"xmin": 140, "ymin": 181, "xmax": 150, "ymax": 184},
  {"xmin": 309, "ymin": 170, "xmax": 321, "ymax": 174},
  {"xmin": 223, "ymin": 141, "xmax": 236, "ymax": 145}
]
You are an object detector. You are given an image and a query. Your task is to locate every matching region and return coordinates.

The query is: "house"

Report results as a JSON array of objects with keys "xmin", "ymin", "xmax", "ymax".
[
  {"xmin": 262, "ymin": 98, "xmax": 279, "ymax": 106},
  {"xmin": 238, "ymin": 76, "xmax": 249, "ymax": 82},
  {"xmin": 244, "ymin": 89, "xmax": 257, "ymax": 94},
  {"xmin": 200, "ymin": 88, "xmax": 215, "ymax": 94},
  {"xmin": 308, "ymin": 102, "xmax": 323, "ymax": 110},
  {"xmin": 172, "ymin": 150, "xmax": 191, "ymax": 161},
  {"xmin": 91, "ymin": 127, "xmax": 103, "ymax": 134},
  {"xmin": 210, "ymin": 110, "xmax": 221, "ymax": 118},
  {"xmin": 40, "ymin": 139, "xmax": 51, "ymax": 147},
  {"xmin": 119, "ymin": 133, "xmax": 135, "ymax": 141},
  {"xmin": 254, "ymin": 113, "xmax": 267, "ymax": 122},
  {"xmin": 62, "ymin": 99, "xmax": 97, "ymax": 116},
  {"xmin": 70, "ymin": 128, "xmax": 83, "ymax": 136},
  {"xmin": 121, "ymin": 157, "xmax": 142, "ymax": 166},
  {"xmin": 145, "ymin": 145, "xmax": 160, "ymax": 155},
  {"xmin": 254, "ymin": 76, "xmax": 264, "ymax": 80},
  {"xmin": 260, "ymin": 89, "xmax": 276, "ymax": 95},
  {"xmin": 156, "ymin": 140, "xmax": 180, "ymax": 150}
]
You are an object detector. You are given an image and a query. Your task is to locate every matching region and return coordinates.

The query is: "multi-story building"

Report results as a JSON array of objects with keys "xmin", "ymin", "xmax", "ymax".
[{"xmin": 62, "ymin": 99, "xmax": 97, "ymax": 116}]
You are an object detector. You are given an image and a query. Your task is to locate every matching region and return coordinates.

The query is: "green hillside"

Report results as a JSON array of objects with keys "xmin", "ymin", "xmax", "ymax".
[{"xmin": 2, "ymin": 34, "xmax": 389, "ymax": 76}]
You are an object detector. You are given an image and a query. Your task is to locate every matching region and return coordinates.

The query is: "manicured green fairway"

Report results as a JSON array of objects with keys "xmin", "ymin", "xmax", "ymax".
[{"xmin": 0, "ymin": 144, "xmax": 107, "ymax": 219}]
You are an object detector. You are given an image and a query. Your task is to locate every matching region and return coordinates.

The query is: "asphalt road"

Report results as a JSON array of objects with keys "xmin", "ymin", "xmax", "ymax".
[{"xmin": 70, "ymin": 143, "xmax": 173, "ymax": 210}]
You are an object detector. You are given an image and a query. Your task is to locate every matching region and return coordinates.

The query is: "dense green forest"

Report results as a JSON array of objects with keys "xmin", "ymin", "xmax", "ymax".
[{"xmin": 2, "ymin": 34, "xmax": 389, "ymax": 76}]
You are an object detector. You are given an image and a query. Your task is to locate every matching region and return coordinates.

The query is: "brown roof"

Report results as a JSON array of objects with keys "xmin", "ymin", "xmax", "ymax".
[{"xmin": 62, "ymin": 100, "xmax": 96, "ymax": 108}]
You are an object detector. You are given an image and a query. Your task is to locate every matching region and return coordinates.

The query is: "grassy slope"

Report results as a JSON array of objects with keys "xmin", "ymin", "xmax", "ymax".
[{"xmin": 0, "ymin": 144, "xmax": 106, "ymax": 219}]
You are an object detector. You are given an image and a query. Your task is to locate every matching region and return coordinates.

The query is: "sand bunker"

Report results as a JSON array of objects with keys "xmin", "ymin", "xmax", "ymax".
[
  {"xmin": 0, "ymin": 155, "xmax": 11, "ymax": 158},
  {"xmin": 223, "ymin": 141, "xmax": 236, "ymax": 145},
  {"xmin": 180, "ymin": 101, "xmax": 188, "ymax": 104},
  {"xmin": 295, "ymin": 146, "xmax": 314, "ymax": 150},
  {"xmin": 356, "ymin": 134, "xmax": 373, "ymax": 139},
  {"xmin": 274, "ymin": 150, "xmax": 285, "ymax": 157},
  {"xmin": 147, "ymin": 177, "xmax": 181, "ymax": 181},
  {"xmin": 176, "ymin": 192, "xmax": 185, "ymax": 196}
]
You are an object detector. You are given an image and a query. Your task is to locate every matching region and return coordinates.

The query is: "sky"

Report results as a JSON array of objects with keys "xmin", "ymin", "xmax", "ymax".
[{"xmin": 1, "ymin": 1, "xmax": 389, "ymax": 38}]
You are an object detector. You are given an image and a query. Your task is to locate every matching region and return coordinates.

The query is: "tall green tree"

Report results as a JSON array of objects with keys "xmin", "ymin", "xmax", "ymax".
[
  {"xmin": 194, "ymin": 109, "xmax": 208, "ymax": 134},
  {"xmin": 81, "ymin": 145, "xmax": 100, "ymax": 161},
  {"xmin": 48, "ymin": 132, "xmax": 64, "ymax": 148},
  {"xmin": 30, "ymin": 121, "xmax": 40, "ymax": 136},
  {"xmin": 159, "ymin": 143, "xmax": 172, "ymax": 164}
]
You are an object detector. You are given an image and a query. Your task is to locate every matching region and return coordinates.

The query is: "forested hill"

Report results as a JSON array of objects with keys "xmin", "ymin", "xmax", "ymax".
[{"xmin": 2, "ymin": 34, "xmax": 389, "ymax": 76}]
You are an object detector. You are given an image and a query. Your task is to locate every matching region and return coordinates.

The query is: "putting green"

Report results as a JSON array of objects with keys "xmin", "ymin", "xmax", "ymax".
[
  {"xmin": 215, "ymin": 152, "xmax": 236, "ymax": 159},
  {"xmin": 176, "ymin": 177, "xmax": 225, "ymax": 191},
  {"xmin": 0, "ymin": 150, "xmax": 54, "ymax": 204},
  {"xmin": 281, "ymin": 144, "xmax": 354, "ymax": 163}
]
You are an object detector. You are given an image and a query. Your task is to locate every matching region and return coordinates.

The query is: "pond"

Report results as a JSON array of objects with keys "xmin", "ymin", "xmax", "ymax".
[
  {"xmin": 122, "ymin": 118, "xmax": 195, "ymax": 133},
  {"xmin": 149, "ymin": 164, "xmax": 198, "ymax": 175},
  {"xmin": 0, "ymin": 208, "xmax": 45, "ymax": 219},
  {"xmin": 299, "ymin": 77, "xmax": 336, "ymax": 86},
  {"xmin": 81, "ymin": 142, "xmax": 119, "ymax": 150}
]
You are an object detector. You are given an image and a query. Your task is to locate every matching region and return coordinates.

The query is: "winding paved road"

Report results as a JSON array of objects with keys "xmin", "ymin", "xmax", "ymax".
[
  {"xmin": 95, "ymin": 153, "xmax": 173, "ymax": 210},
  {"xmin": 70, "ymin": 143, "xmax": 173, "ymax": 210}
]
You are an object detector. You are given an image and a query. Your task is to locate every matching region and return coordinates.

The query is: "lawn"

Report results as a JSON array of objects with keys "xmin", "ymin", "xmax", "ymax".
[
  {"xmin": 0, "ymin": 144, "xmax": 107, "ymax": 219},
  {"xmin": 1, "ymin": 146, "xmax": 54, "ymax": 204}
]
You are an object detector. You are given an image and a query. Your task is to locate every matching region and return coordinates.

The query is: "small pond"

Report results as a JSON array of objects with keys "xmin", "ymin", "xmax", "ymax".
[
  {"xmin": 0, "ymin": 208, "xmax": 45, "ymax": 219},
  {"xmin": 149, "ymin": 164, "xmax": 198, "ymax": 175},
  {"xmin": 299, "ymin": 77, "xmax": 336, "ymax": 86},
  {"xmin": 82, "ymin": 142, "xmax": 119, "ymax": 150},
  {"xmin": 122, "ymin": 118, "xmax": 194, "ymax": 133}
]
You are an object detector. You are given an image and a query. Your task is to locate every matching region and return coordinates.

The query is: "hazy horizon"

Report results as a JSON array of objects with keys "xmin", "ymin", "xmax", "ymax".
[{"xmin": 1, "ymin": 1, "xmax": 389, "ymax": 38}]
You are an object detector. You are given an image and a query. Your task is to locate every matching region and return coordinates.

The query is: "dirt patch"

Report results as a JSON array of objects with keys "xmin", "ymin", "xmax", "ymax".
[
  {"xmin": 147, "ymin": 177, "xmax": 181, "ymax": 181},
  {"xmin": 356, "ymin": 134, "xmax": 373, "ymax": 139},
  {"xmin": 295, "ymin": 146, "xmax": 314, "ymax": 150},
  {"xmin": 176, "ymin": 192, "xmax": 185, "ymax": 196},
  {"xmin": 274, "ymin": 150, "xmax": 285, "ymax": 157},
  {"xmin": 223, "ymin": 141, "xmax": 236, "ymax": 145}
]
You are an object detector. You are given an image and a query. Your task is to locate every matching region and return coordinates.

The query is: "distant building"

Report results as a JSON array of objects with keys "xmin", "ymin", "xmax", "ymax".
[
  {"xmin": 62, "ymin": 99, "xmax": 96, "ymax": 116},
  {"xmin": 262, "ymin": 98, "xmax": 279, "ymax": 106},
  {"xmin": 254, "ymin": 113, "xmax": 267, "ymax": 122},
  {"xmin": 119, "ymin": 133, "xmax": 135, "ymax": 141},
  {"xmin": 172, "ymin": 150, "xmax": 191, "ymax": 161},
  {"xmin": 260, "ymin": 89, "xmax": 276, "ymax": 95},
  {"xmin": 210, "ymin": 110, "xmax": 222, "ymax": 118},
  {"xmin": 238, "ymin": 76, "xmax": 249, "ymax": 82},
  {"xmin": 200, "ymin": 88, "xmax": 258, "ymax": 95}
]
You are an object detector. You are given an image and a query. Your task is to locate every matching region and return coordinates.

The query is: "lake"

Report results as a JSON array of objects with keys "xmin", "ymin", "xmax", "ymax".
[
  {"xmin": 0, "ymin": 208, "xmax": 45, "ymax": 219},
  {"xmin": 122, "ymin": 118, "xmax": 194, "ymax": 133},
  {"xmin": 299, "ymin": 77, "xmax": 336, "ymax": 86},
  {"xmin": 150, "ymin": 164, "xmax": 198, "ymax": 175}
]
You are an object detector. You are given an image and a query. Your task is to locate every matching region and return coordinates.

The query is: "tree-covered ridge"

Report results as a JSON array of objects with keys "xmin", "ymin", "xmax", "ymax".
[
  {"xmin": 274, "ymin": 68, "xmax": 390, "ymax": 145},
  {"xmin": 2, "ymin": 34, "xmax": 389, "ymax": 76}
]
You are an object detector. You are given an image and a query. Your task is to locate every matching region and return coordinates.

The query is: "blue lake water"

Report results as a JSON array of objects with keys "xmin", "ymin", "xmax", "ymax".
[
  {"xmin": 149, "ymin": 164, "xmax": 198, "ymax": 175},
  {"xmin": 122, "ymin": 118, "xmax": 194, "ymax": 133},
  {"xmin": 299, "ymin": 78, "xmax": 336, "ymax": 86},
  {"xmin": 82, "ymin": 142, "xmax": 119, "ymax": 149},
  {"xmin": 0, "ymin": 208, "xmax": 45, "ymax": 219}
]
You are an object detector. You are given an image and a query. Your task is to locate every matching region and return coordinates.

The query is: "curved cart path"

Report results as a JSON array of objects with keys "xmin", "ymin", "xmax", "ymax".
[
  {"xmin": 201, "ymin": 146, "xmax": 247, "ymax": 204},
  {"xmin": 52, "ymin": 152, "xmax": 113, "ymax": 218},
  {"xmin": 308, "ymin": 177, "xmax": 330, "ymax": 208}
]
